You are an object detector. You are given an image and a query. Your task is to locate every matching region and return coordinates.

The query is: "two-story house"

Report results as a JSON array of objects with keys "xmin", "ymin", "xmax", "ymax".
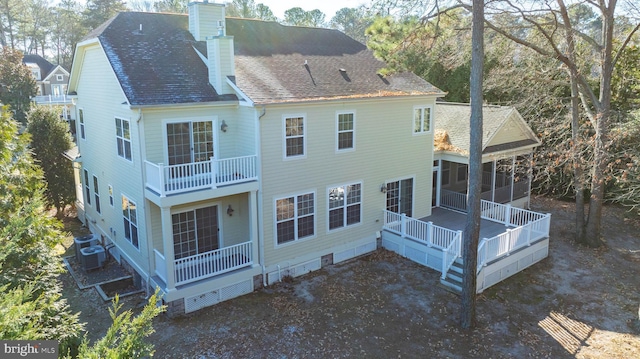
[
  {"xmin": 68, "ymin": 1, "xmax": 550, "ymax": 315},
  {"xmin": 23, "ymin": 54, "xmax": 73, "ymax": 118}
]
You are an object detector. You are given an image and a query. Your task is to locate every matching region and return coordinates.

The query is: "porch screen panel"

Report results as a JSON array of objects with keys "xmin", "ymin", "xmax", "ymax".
[
  {"xmin": 192, "ymin": 121, "xmax": 214, "ymax": 162},
  {"xmin": 195, "ymin": 206, "xmax": 219, "ymax": 252},
  {"xmin": 167, "ymin": 122, "xmax": 192, "ymax": 165}
]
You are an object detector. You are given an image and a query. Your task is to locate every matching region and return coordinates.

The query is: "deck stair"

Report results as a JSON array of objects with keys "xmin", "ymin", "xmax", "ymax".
[{"xmin": 440, "ymin": 257, "xmax": 463, "ymax": 294}]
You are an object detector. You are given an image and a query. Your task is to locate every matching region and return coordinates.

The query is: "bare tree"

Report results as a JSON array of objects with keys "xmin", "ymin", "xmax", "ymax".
[{"xmin": 466, "ymin": 0, "xmax": 640, "ymax": 247}]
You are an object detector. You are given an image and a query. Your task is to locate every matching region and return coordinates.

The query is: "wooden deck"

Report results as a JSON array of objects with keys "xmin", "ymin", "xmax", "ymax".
[{"xmin": 419, "ymin": 207, "xmax": 513, "ymax": 240}]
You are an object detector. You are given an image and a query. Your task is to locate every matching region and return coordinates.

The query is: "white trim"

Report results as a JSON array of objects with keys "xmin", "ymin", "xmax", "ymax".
[
  {"xmin": 326, "ymin": 181, "xmax": 363, "ymax": 233},
  {"xmin": 108, "ymin": 184, "xmax": 114, "ymax": 208},
  {"xmin": 282, "ymin": 114, "xmax": 306, "ymax": 160},
  {"xmin": 121, "ymin": 193, "xmax": 141, "ymax": 252},
  {"xmin": 78, "ymin": 108, "xmax": 86, "ymax": 141},
  {"xmin": 115, "ymin": 117, "xmax": 134, "ymax": 163},
  {"xmin": 92, "ymin": 173, "xmax": 101, "ymax": 214},
  {"xmin": 273, "ymin": 189, "xmax": 317, "ymax": 248},
  {"xmin": 226, "ymin": 77, "xmax": 254, "ymax": 106},
  {"xmin": 412, "ymin": 104, "xmax": 434, "ymax": 135},
  {"xmin": 83, "ymin": 168, "xmax": 91, "ymax": 207},
  {"xmin": 336, "ymin": 110, "xmax": 356, "ymax": 153}
]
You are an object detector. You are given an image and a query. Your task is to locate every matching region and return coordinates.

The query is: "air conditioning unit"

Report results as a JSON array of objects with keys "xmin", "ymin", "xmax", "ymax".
[
  {"xmin": 80, "ymin": 245, "xmax": 106, "ymax": 271},
  {"xmin": 74, "ymin": 234, "xmax": 98, "ymax": 262}
]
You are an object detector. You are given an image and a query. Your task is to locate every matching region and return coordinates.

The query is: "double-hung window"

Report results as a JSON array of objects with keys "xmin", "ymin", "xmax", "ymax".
[
  {"xmin": 122, "ymin": 196, "xmax": 138, "ymax": 249},
  {"xmin": 284, "ymin": 116, "xmax": 305, "ymax": 158},
  {"xmin": 83, "ymin": 169, "xmax": 91, "ymax": 206},
  {"xmin": 413, "ymin": 105, "xmax": 433, "ymax": 134},
  {"xmin": 115, "ymin": 118, "xmax": 132, "ymax": 161},
  {"xmin": 275, "ymin": 192, "xmax": 315, "ymax": 244},
  {"xmin": 328, "ymin": 183, "xmax": 362, "ymax": 230},
  {"xmin": 337, "ymin": 112, "xmax": 355, "ymax": 151},
  {"xmin": 108, "ymin": 185, "xmax": 114, "ymax": 207},
  {"xmin": 78, "ymin": 109, "xmax": 85, "ymax": 140},
  {"xmin": 93, "ymin": 175, "xmax": 101, "ymax": 214}
]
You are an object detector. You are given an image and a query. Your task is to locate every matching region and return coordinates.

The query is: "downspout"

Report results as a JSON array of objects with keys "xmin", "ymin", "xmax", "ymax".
[
  {"xmin": 257, "ymin": 105, "xmax": 267, "ymax": 287},
  {"xmin": 136, "ymin": 108, "xmax": 152, "ymax": 299}
]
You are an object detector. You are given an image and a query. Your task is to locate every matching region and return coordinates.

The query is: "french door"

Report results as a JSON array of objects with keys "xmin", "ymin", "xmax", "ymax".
[
  {"xmin": 172, "ymin": 205, "xmax": 220, "ymax": 259},
  {"xmin": 166, "ymin": 121, "xmax": 214, "ymax": 166},
  {"xmin": 386, "ymin": 178, "xmax": 413, "ymax": 217}
]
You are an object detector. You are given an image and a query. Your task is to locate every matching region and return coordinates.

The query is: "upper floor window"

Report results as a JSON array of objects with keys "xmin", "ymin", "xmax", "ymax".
[
  {"xmin": 108, "ymin": 185, "xmax": 114, "ymax": 207},
  {"xmin": 78, "ymin": 109, "xmax": 85, "ymax": 140},
  {"xmin": 115, "ymin": 118, "xmax": 132, "ymax": 161},
  {"xmin": 328, "ymin": 183, "xmax": 362, "ymax": 230},
  {"xmin": 93, "ymin": 175, "xmax": 101, "ymax": 214},
  {"xmin": 275, "ymin": 192, "xmax": 315, "ymax": 245},
  {"xmin": 56, "ymin": 74, "xmax": 64, "ymax": 81},
  {"xmin": 122, "ymin": 195, "xmax": 139, "ymax": 249},
  {"xmin": 284, "ymin": 116, "xmax": 305, "ymax": 158},
  {"xmin": 413, "ymin": 105, "xmax": 433, "ymax": 134},
  {"xmin": 83, "ymin": 169, "xmax": 91, "ymax": 206},
  {"xmin": 337, "ymin": 112, "xmax": 355, "ymax": 151}
]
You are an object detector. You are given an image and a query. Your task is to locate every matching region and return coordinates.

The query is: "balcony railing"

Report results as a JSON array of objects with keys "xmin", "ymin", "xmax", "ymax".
[
  {"xmin": 145, "ymin": 155, "xmax": 257, "ymax": 196},
  {"xmin": 154, "ymin": 242, "xmax": 253, "ymax": 287},
  {"xmin": 32, "ymin": 95, "xmax": 73, "ymax": 104}
]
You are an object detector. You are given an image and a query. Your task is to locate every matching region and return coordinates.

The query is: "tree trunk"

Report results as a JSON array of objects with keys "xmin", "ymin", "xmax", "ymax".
[
  {"xmin": 557, "ymin": 0, "xmax": 586, "ymax": 243},
  {"xmin": 460, "ymin": 0, "xmax": 484, "ymax": 330},
  {"xmin": 584, "ymin": 3, "xmax": 617, "ymax": 248}
]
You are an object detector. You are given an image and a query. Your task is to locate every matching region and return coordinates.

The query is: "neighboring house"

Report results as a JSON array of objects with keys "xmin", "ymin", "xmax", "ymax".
[
  {"xmin": 68, "ymin": 1, "xmax": 550, "ymax": 316},
  {"xmin": 23, "ymin": 54, "xmax": 74, "ymax": 122}
]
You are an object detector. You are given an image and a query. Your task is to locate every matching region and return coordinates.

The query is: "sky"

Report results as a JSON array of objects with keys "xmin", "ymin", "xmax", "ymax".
[{"xmin": 250, "ymin": 0, "xmax": 370, "ymax": 20}]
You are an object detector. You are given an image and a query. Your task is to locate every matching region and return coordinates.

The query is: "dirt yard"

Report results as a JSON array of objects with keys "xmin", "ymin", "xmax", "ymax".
[{"xmin": 61, "ymin": 197, "xmax": 640, "ymax": 358}]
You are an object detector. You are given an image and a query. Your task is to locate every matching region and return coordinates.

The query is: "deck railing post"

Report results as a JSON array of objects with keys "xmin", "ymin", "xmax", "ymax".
[
  {"xmin": 158, "ymin": 163, "xmax": 166, "ymax": 197},
  {"xmin": 401, "ymin": 213, "xmax": 407, "ymax": 238},
  {"xmin": 526, "ymin": 221, "xmax": 532, "ymax": 246},
  {"xmin": 483, "ymin": 238, "xmax": 488, "ymax": 267},
  {"xmin": 546, "ymin": 213, "xmax": 551, "ymax": 237},
  {"xmin": 210, "ymin": 157, "xmax": 216, "ymax": 187},
  {"xmin": 506, "ymin": 229, "xmax": 512, "ymax": 256},
  {"xmin": 427, "ymin": 221, "xmax": 433, "ymax": 247},
  {"xmin": 504, "ymin": 204, "xmax": 512, "ymax": 226},
  {"xmin": 457, "ymin": 230, "xmax": 463, "ymax": 257}
]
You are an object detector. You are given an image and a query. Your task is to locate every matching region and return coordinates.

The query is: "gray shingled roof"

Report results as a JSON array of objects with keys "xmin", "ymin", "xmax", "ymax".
[
  {"xmin": 83, "ymin": 12, "xmax": 442, "ymax": 106},
  {"xmin": 23, "ymin": 54, "xmax": 55, "ymax": 78},
  {"xmin": 434, "ymin": 103, "xmax": 538, "ymax": 154}
]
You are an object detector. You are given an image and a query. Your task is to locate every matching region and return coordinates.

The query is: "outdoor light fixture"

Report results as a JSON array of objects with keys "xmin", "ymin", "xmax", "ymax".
[
  {"xmin": 380, "ymin": 184, "xmax": 387, "ymax": 193},
  {"xmin": 227, "ymin": 204, "xmax": 234, "ymax": 216},
  {"xmin": 220, "ymin": 120, "xmax": 228, "ymax": 132}
]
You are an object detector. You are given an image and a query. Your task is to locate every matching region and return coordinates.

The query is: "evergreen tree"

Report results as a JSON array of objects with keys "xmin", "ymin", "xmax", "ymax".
[{"xmin": 0, "ymin": 48, "xmax": 37, "ymax": 125}]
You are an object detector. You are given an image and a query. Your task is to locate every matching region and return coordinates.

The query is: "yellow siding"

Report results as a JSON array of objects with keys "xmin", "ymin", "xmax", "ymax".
[
  {"xmin": 259, "ymin": 97, "xmax": 437, "ymax": 266},
  {"xmin": 142, "ymin": 105, "xmax": 255, "ymax": 165},
  {"xmin": 75, "ymin": 45, "xmax": 148, "ymax": 273},
  {"xmin": 486, "ymin": 113, "xmax": 530, "ymax": 148}
]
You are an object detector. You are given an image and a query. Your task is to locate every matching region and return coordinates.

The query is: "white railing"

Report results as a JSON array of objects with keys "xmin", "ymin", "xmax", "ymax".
[
  {"xmin": 441, "ymin": 234, "xmax": 461, "ymax": 280},
  {"xmin": 383, "ymin": 210, "xmax": 461, "ymax": 250},
  {"xmin": 477, "ymin": 213, "xmax": 551, "ymax": 271},
  {"xmin": 440, "ymin": 189, "xmax": 467, "ymax": 212},
  {"xmin": 174, "ymin": 241, "xmax": 253, "ymax": 286},
  {"xmin": 154, "ymin": 249, "xmax": 167, "ymax": 283},
  {"xmin": 144, "ymin": 155, "xmax": 257, "ymax": 196},
  {"xmin": 32, "ymin": 94, "xmax": 73, "ymax": 104}
]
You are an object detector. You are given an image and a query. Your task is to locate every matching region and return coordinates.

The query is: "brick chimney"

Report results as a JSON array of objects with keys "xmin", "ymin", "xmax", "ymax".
[{"xmin": 188, "ymin": 1, "xmax": 235, "ymax": 95}]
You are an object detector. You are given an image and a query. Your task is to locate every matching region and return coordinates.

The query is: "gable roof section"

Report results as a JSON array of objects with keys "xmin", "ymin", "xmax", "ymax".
[
  {"xmin": 42, "ymin": 65, "xmax": 70, "ymax": 82},
  {"xmin": 226, "ymin": 18, "xmax": 443, "ymax": 104},
  {"xmin": 85, "ymin": 12, "xmax": 232, "ymax": 106},
  {"xmin": 434, "ymin": 102, "xmax": 540, "ymax": 155},
  {"xmin": 23, "ymin": 54, "xmax": 54, "ymax": 78},
  {"xmin": 79, "ymin": 12, "xmax": 442, "ymax": 107}
]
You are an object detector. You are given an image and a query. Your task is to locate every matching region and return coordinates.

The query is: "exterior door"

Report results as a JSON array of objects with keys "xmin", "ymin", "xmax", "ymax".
[
  {"xmin": 172, "ymin": 205, "xmax": 220, "ymax": 259},
  {"xmin": 386, "ymin": 178, "xmax": 413, "ymax": 217},
  {"xmin": 167, "ymin": 121, "xmax": 214, "ymax": 166}
]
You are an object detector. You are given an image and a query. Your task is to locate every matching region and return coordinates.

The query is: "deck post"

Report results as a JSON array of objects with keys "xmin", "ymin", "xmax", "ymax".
[
  {"xmin": 427, "ymin": 221, "xmax": 433, "ymax": 247},
  {"xmin": 210, "ymin": 156, "xmax": 216, "ymax": 188},
  {"xmin": 526, "ymin": 221, "xmax": 532, "ymax": 246},
  {"xmin": 457, "ymin": 230, "xmax": 463, "ymax": 256},
  {"xmin": 158, "ymin": 163, "xmax": 166, "ymax": 197},
  {"xmin": 506, "ymin": 229, "xmax": 512, "ymax": 256},
  {"xmin": 400, "ymin": 213, "xmax": 407, "ymax": 238},
  {"xmin": 160, "ymin": 206, "xmax": 176, "ymax": 291},
  {"xmin": 483, "ymin": 238, "xmax": 488, "ymax": 267},
  {"xmin": 504, "ymin": 204, "xmax": 511, "ymax": 226}
]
